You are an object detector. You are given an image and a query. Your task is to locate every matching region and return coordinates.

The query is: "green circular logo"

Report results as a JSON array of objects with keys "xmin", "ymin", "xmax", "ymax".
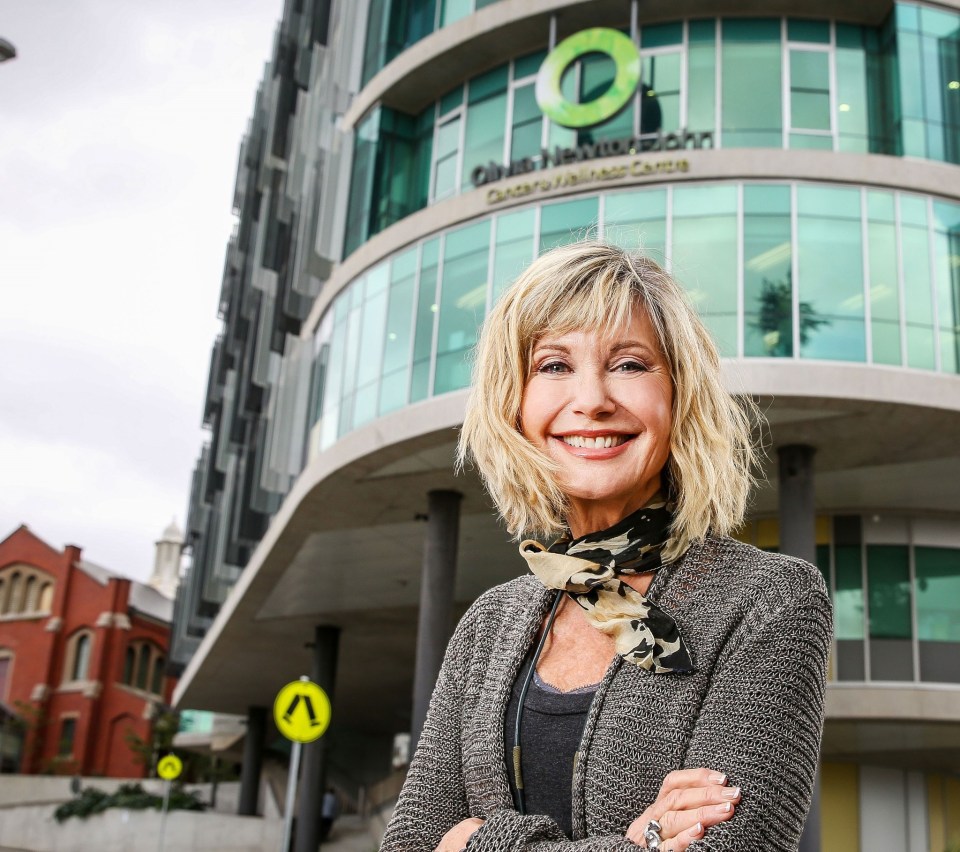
[{"xmin": 535, "ymin": 28, "xmax": 641, "ymax": 129}]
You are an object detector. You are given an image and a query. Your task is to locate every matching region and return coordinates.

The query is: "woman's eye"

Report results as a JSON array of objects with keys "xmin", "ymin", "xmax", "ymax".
[
  {"xmin": 613, "ymin": 360, "xmax": 649, "ymax": 373},
  {"xmin": 537, "ymin": 361, "xmax": 570, "ymax": 374}
]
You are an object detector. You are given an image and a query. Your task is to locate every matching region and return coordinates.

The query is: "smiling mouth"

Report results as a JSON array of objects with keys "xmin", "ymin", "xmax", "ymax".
[{"xmin": 559, "ymin": 434, "xmax": 634, "ymax": 449}]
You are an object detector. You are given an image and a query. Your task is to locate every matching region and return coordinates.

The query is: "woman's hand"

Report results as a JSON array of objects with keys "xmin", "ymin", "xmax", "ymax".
[
  {"xmin": 434, "ymin": 817, "xmax": 485, "ymax": 851},
  {"xmin": 625, "ymin": 768, "xmax": 740, "ymax": 851}
]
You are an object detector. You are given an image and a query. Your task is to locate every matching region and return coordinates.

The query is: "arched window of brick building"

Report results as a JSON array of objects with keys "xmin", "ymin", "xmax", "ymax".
[
  {"xmin": 6, "ymin": 572, "xmax": 22, "ymax": 614},
  {"xmin": 0, "ymin": 650, "xmax": 12, "ymax": 702},
  {"xmin": 64, "ymin": 631, "xmax": 93, "ymax": 682},
  {"xmin": 123, "ymin": 646, "xmax": 135, "ymax": 685},
  {"xmin": 151, "ymin": 656, "xmax": 165, "ymax": 695},
  {"xmin": 122, "ymin": 641, "xmax": 166, "ymax": 696},
  {"xmin": 135, "ymin": 644, "xmax": 150, "ymax": 690},
  {"xmin": 23, "ymin": 576, "xmax": 37, "ymax": 612},
  {"xmin": 0, "ymin": 566, "xmax": 55, "ymax": 617},
  {"xmin": 39, "ymin": 582, "xmax": 53, "ymax": 612}
]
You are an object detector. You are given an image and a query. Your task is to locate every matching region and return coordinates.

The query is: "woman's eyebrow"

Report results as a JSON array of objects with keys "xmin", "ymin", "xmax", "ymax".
[
  {"xmin": 611, "ymin": 341, "xmax": 657, "ymax": 357},
  {"xmin": 532, "ymin": 343, "xmax": 570, "ymax": 354}
]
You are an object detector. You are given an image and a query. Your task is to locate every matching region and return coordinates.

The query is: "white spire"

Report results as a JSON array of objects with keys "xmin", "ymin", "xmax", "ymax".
[{"xmin": 149, "ymin": 518, "xmax": 183, "ymax": 598}]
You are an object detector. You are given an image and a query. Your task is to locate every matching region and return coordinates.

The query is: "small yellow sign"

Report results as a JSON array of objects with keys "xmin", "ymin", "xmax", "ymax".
[
  {"xmin": 157, "ymin": 754, "xmax": 183, "ymax": 780},
  {"xmin": 273, "ymin": 680, "xmax": 331, "ymax": 743}
]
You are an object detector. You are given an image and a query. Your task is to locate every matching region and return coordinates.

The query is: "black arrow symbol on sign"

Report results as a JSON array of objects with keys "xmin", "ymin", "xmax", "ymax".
[{"xmin": 283, "ymin": 693, "xmax": 322, "ymax": 726}]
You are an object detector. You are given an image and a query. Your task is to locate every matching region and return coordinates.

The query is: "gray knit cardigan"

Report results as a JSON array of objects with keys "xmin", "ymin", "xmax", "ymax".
[{"xmin": 381, "ymin": 535, "xmax": 833, "ymax": 852}]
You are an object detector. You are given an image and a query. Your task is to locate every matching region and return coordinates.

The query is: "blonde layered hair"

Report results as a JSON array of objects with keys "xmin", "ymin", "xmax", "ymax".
[{"xmin": 457, "ymin": 240, "xmax": 758, "ymax": 558}]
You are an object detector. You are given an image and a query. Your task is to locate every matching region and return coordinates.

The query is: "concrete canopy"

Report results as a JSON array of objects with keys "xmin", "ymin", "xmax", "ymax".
[{"xmin": 174, "ymin": 362, "xmax": 960, "ymax": 746}]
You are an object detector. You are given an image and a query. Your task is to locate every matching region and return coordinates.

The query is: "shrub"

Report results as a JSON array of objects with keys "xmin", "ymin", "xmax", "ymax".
[{"xmin": 54, "ymin": 783, "xmax": 206, "ymax": 823}]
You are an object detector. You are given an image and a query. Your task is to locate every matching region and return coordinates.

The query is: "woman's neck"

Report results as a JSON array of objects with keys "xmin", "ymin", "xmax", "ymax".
[{"xmin": 564, "ymin": 484, "xmax": 661, "ymax": 539}]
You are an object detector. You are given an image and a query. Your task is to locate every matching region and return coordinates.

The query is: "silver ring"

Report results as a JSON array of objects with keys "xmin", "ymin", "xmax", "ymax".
[{"xmin": 644, "ymin": 819, "xmax": 663, "ymax": 851}]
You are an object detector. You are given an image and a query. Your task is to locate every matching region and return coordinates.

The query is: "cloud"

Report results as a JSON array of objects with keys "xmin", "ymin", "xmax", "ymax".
[{"xmin": 0, "ymin": 0, "xmax": 281, "ymax": 582}]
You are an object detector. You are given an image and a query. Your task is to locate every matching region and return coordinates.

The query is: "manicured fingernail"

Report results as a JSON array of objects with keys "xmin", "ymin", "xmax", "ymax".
[
  {"xmin": 715, "ymin": 802, "xmax": 732, "ymax": 814},
  {"xmin": 688, "ymin": 823, "xmax": 702, "ymax": 837},
  {"xmin": 710, "ymin": 773, "xmax": 727, "ymax": 784},
  {"xmin": 721, "ymin": 787, "xmax": 740, "ymax": 799}
]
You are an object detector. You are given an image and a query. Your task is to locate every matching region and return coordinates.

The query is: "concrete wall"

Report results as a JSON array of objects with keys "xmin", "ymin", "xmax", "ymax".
[
  {"xmin": 0, "ymin": 803, "xmax": 283, "ymax": 852},
  {"xmin": 0, "ymin": 773, "xmax": 280, "ymax": 818}
]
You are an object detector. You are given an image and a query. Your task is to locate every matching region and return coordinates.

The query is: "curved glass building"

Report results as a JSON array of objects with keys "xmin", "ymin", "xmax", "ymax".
[{"xmin": 171, "ymin": 1, "xmax": 960, "ymax": 848}]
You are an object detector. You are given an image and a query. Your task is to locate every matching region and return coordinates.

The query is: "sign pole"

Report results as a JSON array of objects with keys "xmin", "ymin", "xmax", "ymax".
[
  {"xmin": 280, "ymin": 739, "xmax": 302, "ymax": 852},
  {"xmin": 273, "ymin": 674, "xmax": 331, "ymax": 852},
  {"xmin": 157, "ymin": 777, "xmax": 171, "ymax": 852},
  {"xmin": 155, "ymin": 753, "xmax": 182, "ymax": 852}
]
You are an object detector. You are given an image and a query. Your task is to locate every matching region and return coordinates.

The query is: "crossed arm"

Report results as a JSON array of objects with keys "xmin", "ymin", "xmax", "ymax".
[{"xmin": 381, "ymin": 586, "xmax": 832, "ymax": 852}]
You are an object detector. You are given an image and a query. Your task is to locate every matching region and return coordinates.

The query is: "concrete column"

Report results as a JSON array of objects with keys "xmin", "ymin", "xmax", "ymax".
[
  {"xmin": 294, "ymin": 625, "xmax": 340, "ymax": 852},
  {"xmin": 778, "ymin": 444, "xmax": 816, "ymax": 564},
  {"xmin": 777, "ymin": 444, "xmax": 820, "ymax": 852},
  {"xmin": 238, "ymin": 705, "xmax": 267, "ymax": 816},
  {"xmin": 411, "ymin": 490, "xmax": 462, "ymax": 752}
]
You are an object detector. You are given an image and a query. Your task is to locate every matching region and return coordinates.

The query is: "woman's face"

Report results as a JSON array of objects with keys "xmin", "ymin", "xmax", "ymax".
[{"xmin": 520, "ymin": 307, "xmax": 673, "ymax": 535}]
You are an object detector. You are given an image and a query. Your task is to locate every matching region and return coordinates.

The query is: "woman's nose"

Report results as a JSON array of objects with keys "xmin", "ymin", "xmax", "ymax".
[{"xmin": 571, "ymin": 372, "xmax": 616, "ymax": 418}]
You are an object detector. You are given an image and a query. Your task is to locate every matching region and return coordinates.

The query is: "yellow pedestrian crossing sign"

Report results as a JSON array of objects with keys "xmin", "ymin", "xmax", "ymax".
[
  {"xmin": 157, "ymin": 754, "xmax": 182, "ymax": 780},
  {"xmin": 274, "ymin": 679, "xmax": 331, "ymax": 743}
]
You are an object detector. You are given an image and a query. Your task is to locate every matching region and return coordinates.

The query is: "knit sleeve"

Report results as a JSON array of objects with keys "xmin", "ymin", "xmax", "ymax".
[
  {"xmin": 468, "ymin": 810, "xmax": 639, "ymax": 851},
  {"xmin": 380, "ymin": 603, "xmax": 478, "ymax": 852},
  {"xmin": 680, "ymin": 582, "xmax": 833, "ymax": 852}
]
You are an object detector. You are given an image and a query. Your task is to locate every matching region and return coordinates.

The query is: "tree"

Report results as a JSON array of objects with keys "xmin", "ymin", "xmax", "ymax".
[{"xmin": 750, "ymin": 272, "xmax": 829, "ymax": 356}]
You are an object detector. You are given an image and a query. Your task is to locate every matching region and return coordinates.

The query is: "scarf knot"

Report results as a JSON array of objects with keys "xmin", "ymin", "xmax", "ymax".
[{"xmin": 519, "ymin": 497, "xmax": 694, "ymax": 674}]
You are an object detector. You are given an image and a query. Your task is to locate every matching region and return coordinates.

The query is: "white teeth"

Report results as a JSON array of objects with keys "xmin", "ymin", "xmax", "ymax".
[{"xmin": 561, "ymin": 435, "xmax": 628, "ymax": 449}]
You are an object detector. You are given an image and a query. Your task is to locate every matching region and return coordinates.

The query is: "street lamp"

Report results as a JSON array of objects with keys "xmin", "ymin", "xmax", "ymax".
[{"xmin": 0, "ymin": 39, "xmax": 16, "ymax": 63}]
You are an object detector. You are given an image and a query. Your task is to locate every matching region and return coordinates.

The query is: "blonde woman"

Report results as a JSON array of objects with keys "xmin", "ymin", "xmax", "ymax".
[{"xmin": 380, "ymin": 241, "xmax": 832, "ymax": 852}]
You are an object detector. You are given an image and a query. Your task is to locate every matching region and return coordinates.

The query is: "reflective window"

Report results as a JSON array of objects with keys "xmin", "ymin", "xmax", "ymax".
[
  {"xmin": 317, "ymin": 186, "xmax": 960, "ymax": 453},
  {"xmin": 492, "ymin": 209, "xmax": 536, "ymax": 301},
  {"xmin": 867, "ymin": 191, "xmax": 902, "ymax": 365},
  {"xmin": 380, "ymin": 248, "xmax": 418, "ymax": 416},
  {"xmin": 672, "ymin": 186, "xmax": 738, "ymax": 355},
  {"xmin": 434, "ymin": 222, "xmax": 490, "ymax": 394},
  {"xmin": 721, "ymin": 19, "xmax": 783, "ymax": 148},
  {"xmin": 349, "ymin": 7, "xmax": 960, "ymax": 252},
  {"xmin": 510, "ymin": 84, "xmax": 542, "ymax": 162},
  {"xmin": 687, "ymin": 20, "xmax": 717, "ymax": 133},
  {"xmin": 362, "ymin": 0, "xmax": 504, "ymax": 84},
  {"xmin": 410, "ymin": 239, "xmax": 440, "ymax": 404},
  {"xmin": 462, "ymin": 68, "xmax": 508, "ymax": 192},
  {"xmin": 834, "ymin": 545, "xmax": 865, "ymax": 641},
  {"xmin": 901, "ymin": 195, "xmax": 936, "ymax": 369},
  {"xmin": 640, "ymin": 51, "xmax": 681, "ymax": 139},
  {"xmin": 744, "ymin": 185, "xmax": 793, "ymax": 357},
  {"xmin": 867, "ymin": 545, "xmax": 913, "ymax": 680},
  {"xmin": 933, "ymin": 201, "xmax": 960, "ymax": 373},
  {"xmin": 789, "ymin": 48, "xmax": 832, "ymax": 148},
  {"xmin": 797, "ymin": 186, "xmax": 865, "ymax": 361},
  {"xmin": 433, "ymin": 115, "xmax": 462, "ymax": 202},
  {"xmin": 540, "ymin": 197, "xmax": 598, "ymax": 252},
  {"xmin": 604, "ymin": 189, "xmax": 667, "ymax": 263},
  {"xmin": 440, "ymin": 0, "xmax": 472, "ymax": 27},
  {"xmin": 916, "ymin": 547, "xmax": 960, "ymax": 642},
  {"xmin": 354, "ymin": 265, "xmax": 390, "ymax": 429}
]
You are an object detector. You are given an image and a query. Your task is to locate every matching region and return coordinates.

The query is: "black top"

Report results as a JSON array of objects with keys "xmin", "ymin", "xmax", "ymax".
[{"xmin": 503, "ymin": 656, "xmax": 597, "ymax": 838}]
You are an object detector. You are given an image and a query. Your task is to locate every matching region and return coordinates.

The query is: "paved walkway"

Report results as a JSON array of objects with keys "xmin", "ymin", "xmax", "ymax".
[{"xmin": 321, "ymin": 815, "xmax": 380, "ymax": 852}]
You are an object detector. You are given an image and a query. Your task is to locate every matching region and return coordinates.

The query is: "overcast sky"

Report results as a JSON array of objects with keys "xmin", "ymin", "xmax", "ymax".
[{"xmin": 1, "ymin": 1, "xmax": 282, "ymax": 583}]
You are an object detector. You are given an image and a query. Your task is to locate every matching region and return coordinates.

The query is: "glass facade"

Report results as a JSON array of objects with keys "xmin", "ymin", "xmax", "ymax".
[
  {"xmin": 362, "ymin": 0, "xmax": 505, "ymax": 85},
  {"xmin": 324, "ymin": 182, "xmax": 960, "ymax": 451},
  {"xmin": 736, "ymin": 515, "xmax": 960, "ymax": 685},
  {"xmin": 348, "ymin": 5, "xmax": 960, "ymax": 253}
]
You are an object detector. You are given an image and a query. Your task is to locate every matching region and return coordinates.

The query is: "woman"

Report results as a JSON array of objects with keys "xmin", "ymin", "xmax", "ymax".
[{"xmin": 380, "ymin": 241, "xmax": 832, "ymax": 852}]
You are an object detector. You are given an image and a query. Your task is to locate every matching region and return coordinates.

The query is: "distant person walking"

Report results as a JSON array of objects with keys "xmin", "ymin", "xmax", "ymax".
[{"xmin": 320, "ymin": 787, "xmax": 339, "ymax": 842}]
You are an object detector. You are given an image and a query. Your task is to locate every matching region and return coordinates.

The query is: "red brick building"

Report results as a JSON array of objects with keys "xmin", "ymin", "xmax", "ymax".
[{"xmin": 0, "ymin": 525, "xmax": 177, "ymax": 777}]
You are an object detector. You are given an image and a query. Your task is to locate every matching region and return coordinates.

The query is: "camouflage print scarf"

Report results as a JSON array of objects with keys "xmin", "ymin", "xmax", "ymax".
[{"xmin": 519, "ymin": 496, "xmax": 694, "ymax": 674}]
